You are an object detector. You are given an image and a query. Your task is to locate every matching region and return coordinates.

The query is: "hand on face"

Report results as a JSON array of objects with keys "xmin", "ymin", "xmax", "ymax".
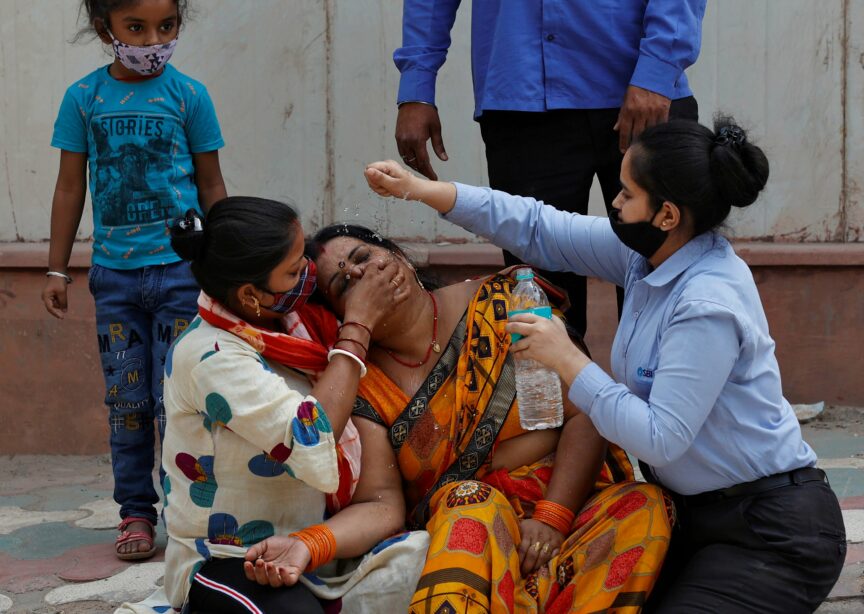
[{"xmin": 344, "ymin": 259, "xmax": 410, "ymax": 329}]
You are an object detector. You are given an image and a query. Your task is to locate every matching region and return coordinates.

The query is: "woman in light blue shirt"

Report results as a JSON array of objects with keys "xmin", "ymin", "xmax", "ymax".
[{"xmin": 363, "ymin": 117, "xmax": 846, "ymax": 612}]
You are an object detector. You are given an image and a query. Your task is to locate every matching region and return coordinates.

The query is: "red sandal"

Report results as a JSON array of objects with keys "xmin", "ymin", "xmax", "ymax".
[{"xmin": 116, "ymin": 516, "xmax": 157, "ymax": 561}]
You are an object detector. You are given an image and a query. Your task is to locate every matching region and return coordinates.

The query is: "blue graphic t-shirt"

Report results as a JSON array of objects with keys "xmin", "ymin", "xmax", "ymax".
[{"xmin": 51, "ymin": 64, "xmax": 224, "ymax": 269}]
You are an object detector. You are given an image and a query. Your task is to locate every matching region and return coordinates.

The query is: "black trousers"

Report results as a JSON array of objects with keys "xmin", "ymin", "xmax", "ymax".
[
  {"xmin": 645, "ymin": 472, "xmax": 847, "ymax": 613},
  {"xmin": 480, "ymin": 98, "xmax": 698, "ymax": 336},
  {"xmin": 186, "ymin": 557, "xmax": 325, "ymax": 614}
]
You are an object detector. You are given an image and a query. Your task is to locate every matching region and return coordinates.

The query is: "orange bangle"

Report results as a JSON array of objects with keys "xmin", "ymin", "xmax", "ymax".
[
  {"xmin": 289, "ymin": 524, "xmax": 337, "ymax": 571},
  {"xmin": 533, "ymin": 499, "xmax": 575, "ymax": 535}
]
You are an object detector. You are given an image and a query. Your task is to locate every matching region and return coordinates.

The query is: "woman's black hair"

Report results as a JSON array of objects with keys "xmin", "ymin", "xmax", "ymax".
[
  {"xmin": 77, "ymin": 0, "xmax": 190, "ymax": 41},
  {"xmin": 307, "ymin": 223, "xmax": 440, "ymax": 291},
  {"xmin": 630, "ymin": 115, "xmax": 770, "ymax": 235},
  {"xmin": 170, "ymin": 197, "xmax": 300, "ymax": 304}
]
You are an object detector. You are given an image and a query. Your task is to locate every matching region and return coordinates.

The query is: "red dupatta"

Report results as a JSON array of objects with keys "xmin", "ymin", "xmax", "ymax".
[{"xmin": 197, "ymin": 292, "xmax": 339, "ymax": 376}]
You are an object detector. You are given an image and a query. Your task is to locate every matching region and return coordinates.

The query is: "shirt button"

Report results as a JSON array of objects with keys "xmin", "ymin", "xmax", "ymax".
[
  {"xmin": 546, "ymin": 34, "xmax": 555, "ymax": 42},
  {"xmin": 633, "ymin": 311, "xmax": 640, "ymax": 318}
]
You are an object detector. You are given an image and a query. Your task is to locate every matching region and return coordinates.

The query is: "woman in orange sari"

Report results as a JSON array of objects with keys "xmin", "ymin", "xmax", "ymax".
[{"xmin": 300, "ymin": 224, "xmax": 673, "ymax": 613}]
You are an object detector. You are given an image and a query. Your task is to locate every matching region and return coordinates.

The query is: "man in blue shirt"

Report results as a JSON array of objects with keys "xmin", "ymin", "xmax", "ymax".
[{"xmin": 394, "ymin": 0, "xmax": 706, "ymax": 336}]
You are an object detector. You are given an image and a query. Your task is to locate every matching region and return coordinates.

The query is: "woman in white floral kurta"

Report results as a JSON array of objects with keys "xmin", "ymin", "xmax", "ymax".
[{"xmin": 131, "ymin": 198, "xmax": 428, "ymax": 614}]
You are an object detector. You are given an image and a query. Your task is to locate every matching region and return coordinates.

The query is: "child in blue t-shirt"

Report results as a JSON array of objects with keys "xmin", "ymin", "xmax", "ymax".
[{"xmin": 42, "ymin": 0, "xmax": 226, "ymax": 561}]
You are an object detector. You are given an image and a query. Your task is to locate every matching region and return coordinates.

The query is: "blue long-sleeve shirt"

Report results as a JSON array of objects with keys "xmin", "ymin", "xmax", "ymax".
[
  {"xmin": 444, "ymin": 183, "xmax": 816, "ymax": 495},
  {"xmin": 395, "ymin": 0, "xmax": 706, "ymax": 118}
]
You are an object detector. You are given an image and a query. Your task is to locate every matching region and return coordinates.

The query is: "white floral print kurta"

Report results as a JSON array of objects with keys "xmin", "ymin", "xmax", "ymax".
[
  {"xmin": 160, "ymin": 314, "xmax": 341, "ymax": 605},
  {"xmin": 156, "ymin": 317, "xmax": 429, "ymax": 613}
]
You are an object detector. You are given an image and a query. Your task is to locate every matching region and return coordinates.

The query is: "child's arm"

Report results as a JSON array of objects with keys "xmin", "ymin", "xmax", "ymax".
[
  {"xmin": 193, "ymin": 151, "xmax": 227, "ymax": 212},
  {"xmin": 42, "ymin": 150, "xmax": 87, "ymax": 319}
]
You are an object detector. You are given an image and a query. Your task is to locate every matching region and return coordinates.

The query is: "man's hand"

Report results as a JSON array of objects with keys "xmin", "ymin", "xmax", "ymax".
[
  {"xmin": 395, "ymin": 103, "xmax": 448, "ymax": 180},
  {"xmin": 614, "ymin": 85, "xmax": 672, "ymax": 153}
]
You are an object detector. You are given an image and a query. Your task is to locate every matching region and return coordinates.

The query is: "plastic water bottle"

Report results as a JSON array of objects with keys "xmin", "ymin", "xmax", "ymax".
[{"xmin": 508, "ymin": 268, "xmax": 564, "ymax": 430}]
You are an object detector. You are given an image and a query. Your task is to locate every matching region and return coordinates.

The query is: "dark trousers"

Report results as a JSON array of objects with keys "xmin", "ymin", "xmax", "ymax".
[
  {"xmin": 480, "ymin": 98, "xmax": 698, "ymax": 336},
  {"xmin": 645, "ymin": 472, "xmax": 847, "ymax": 613},
  {"xmin": 186, "ymin": 558, "xmax": 325, "ymax": 614}
]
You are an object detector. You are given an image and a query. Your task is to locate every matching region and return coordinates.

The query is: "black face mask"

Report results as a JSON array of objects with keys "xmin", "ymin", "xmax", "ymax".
[{"xmin": 608, "ymin": 207, "xmax": 668, "ymax": 259}]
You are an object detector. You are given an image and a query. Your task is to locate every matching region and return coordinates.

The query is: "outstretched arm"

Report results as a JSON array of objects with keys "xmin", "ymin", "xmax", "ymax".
[{"xmin": 364, "ymin": 160, "xmax": 631, "ymax": 287}]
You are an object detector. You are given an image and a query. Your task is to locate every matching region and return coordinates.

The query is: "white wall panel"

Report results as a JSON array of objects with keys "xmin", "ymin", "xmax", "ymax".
[{"xmin": 0, "ymin": 0, "xmax": 859, "ymax": 244}]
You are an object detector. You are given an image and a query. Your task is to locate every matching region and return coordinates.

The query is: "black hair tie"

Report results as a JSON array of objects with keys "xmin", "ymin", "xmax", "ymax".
[{"xmin": 715, "ymin": 125, "xmax": 746, "ymax": 147}]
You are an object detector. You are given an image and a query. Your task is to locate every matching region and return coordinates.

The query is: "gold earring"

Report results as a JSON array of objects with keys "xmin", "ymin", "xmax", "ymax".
[{"xmin": 247, "ymin": 296, "xmax": 261, "ymax": 318}]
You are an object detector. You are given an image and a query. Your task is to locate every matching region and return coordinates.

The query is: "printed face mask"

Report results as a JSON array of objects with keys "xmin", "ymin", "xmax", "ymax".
[
  {"xmin": 608, "ymin": 207, "xmax": 669, "ymax": 259},
  {"xmin": 108, "ymin": 30, "xmax": 177, "ymax": 75},
  {"xmin": 263, "ymin": 260, "xmax": 318, "ymax": 314}
]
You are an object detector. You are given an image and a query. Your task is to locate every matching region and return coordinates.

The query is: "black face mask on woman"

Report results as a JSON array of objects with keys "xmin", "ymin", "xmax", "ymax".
[{"xmin": 608, "ymin": 207, "xmax": 669, "ymax": 259}]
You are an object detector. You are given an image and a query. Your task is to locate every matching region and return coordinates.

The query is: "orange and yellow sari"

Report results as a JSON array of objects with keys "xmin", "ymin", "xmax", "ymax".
[{"xmin": 355, "ymin": 275, "xmax": 672, "ymax": 612}]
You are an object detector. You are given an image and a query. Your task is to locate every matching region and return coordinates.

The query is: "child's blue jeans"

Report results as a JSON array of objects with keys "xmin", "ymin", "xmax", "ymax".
[{"xmin": 89, "ymin": 260, "xmax": 199, "ymax": 525}]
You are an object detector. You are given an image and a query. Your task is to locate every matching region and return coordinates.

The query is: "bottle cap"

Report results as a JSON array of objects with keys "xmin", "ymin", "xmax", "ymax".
[{"xmin": 515, "ymin": 268, "xmax": 534, "ymax": 281}]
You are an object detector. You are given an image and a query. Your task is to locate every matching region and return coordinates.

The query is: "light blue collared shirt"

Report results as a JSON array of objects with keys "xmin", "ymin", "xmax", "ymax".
[
  {"xmin": 445, "ymin": 183, "xmax": 816, "ymax": 495},
  {"xmin": 395, "ymin": 0, "xmax": 706, "ymax": 118}
]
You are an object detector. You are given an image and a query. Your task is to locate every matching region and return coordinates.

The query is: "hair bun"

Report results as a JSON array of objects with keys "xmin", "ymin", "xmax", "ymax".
[
  {"xmin": 709, "ymin": 116, "xmax": 770, "ymax": 209},
  {"xmin": 170, "ymin": 209, "xmax": 206, "ymax": 261}
]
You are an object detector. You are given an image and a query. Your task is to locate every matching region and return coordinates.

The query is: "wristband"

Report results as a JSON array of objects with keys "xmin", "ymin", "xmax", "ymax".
[
  {"xmin": 533, "ymin": 499, "xmax": 575, "ymax": 535},
  {"xmin": 46, "ymin": 271, "xmax": 73, "ymax": 284},
  {"xmin": 289, "ymin": 524, "xmax": 337, "ymax": 571},
  {"xmin": 327, "ymin": 348, "xmax": 367, "ymax": 378}
]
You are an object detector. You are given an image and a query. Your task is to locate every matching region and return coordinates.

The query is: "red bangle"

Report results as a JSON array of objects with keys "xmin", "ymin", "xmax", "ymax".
[
  {"xmin": 339, "ymin": 321, "xmax": 372, "ymax": 336},
  {"xmin": 289, "ymin": 524, "xmax": 337, "ymax": 571},
  {"xmin": 533, "ymin": 499, "xmax": 575, "ymax": 535},
  {"xmin": 335, "ymin": 337, "xmax": 368, "ymax": 355}
]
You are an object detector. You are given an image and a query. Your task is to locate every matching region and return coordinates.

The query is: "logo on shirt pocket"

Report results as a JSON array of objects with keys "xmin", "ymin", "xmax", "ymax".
[{"xmin": 636, "ymin": 366, "xmax": 655, "ymax": 379}]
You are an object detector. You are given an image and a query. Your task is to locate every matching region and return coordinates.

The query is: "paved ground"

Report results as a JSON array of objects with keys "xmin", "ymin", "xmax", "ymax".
[{"xmin": 0, "ymin": 407, "xmax": 861, "ymax": 613}]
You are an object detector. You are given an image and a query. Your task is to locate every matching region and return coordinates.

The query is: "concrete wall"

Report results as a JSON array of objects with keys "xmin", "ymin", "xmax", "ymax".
[
  {"xmin": 0, "ymin": 1, "xmax": 862, "ymax": 454},
  {"xmin": 2, "ymin": 0, "xmax": 862, "ymax": 240}
]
